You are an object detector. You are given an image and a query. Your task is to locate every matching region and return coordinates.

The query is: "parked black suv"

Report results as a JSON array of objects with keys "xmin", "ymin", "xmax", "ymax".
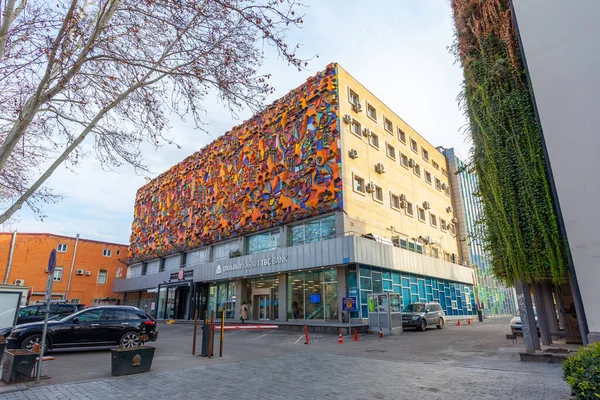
[
  {"xmin": 402, "ymin": 302, "xmax": 445, "ymax": 331},
  {"xmin": 6, "ymin": 306, "xmax": 158, "ymax": 352},
  {"xmin": 16, "ymin": 302, "xmax": 84, "ymax": 325}
]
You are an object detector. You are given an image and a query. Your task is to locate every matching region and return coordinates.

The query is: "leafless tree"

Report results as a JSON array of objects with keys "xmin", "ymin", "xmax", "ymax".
[{"xmin": 0, "ymin": 0, "xmax": 306, "ymax": 223}]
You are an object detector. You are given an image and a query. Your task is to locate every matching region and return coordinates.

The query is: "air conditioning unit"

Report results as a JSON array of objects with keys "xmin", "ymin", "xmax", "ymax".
[
  {"xmin": 423, "ymin": 201, "xmax": 431, "ymax": 210},
  {"xmin": 408, "ymin": 158, "xmax": 416, "ymax": 167},
  {"xmin": 365, "ymin": 183, "xmax": 376, "ymax": 193},
  {"xmin": 452, "ymin": 217, "xmax": 459, "ymax": 224},
  {"xmin": 375, "ymin": 163, "xmax": 386, "ymax": 174},
  {"xmin": 85, "ymin": 271, "xmax": 91, "ymax": 276},
  {"xmin": 399, "ymin": 194, "xmax": 407, "ymax": 201},
  {"xmin": 14, "ymin": 279, "xmax": 24, "ymax": 286},
  {"xmin": 400, "ymin": 201, "xmax": 408, "ymax": 209},
  {"xmin": 446, "ymin": 206, "xmax": 453, "ymax": 213},
  {"xmin": 44, "ymin": 268, "xmax": 49, "ymax": 273},
  {"xmin": 342, "ymin": 114, "xmax": 352, "ymax": 124},
  {"xmin": 442, "ymin": 183, "xmax": 448, "ymax": 190},
  {"xmin": 348, "ymin": 149, "xmax": 359, "ymax": 159},
  {"xmin": 76, "ymin": 269, "xmax": 84, "ymax": 275},
  {"xmin": 352, "ymin": 103, "xmax": 362, "ymax": 113},
  {"xmin": 362, "ymin": 128, "xmax": 371, "ymax": 137}
]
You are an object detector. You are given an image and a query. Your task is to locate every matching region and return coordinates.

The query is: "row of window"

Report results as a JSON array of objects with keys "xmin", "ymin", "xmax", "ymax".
[
  {"xmin": 52, "ymin": 266, "xmax": 108, "ymax": 284},
  {"xmin": 348, "ymin": 121, "xmax": 450, "ymax": 196},
  {"xmin": 347, "ymin": 88, "xmax": 448, "ymax": 177},
  {"xmin": 57, "ymin": 243, "xmax": 117, "ymax": 257},
  {"xmin": 352, "ymin": 173, "xmax": 456, "ymax": 235}
]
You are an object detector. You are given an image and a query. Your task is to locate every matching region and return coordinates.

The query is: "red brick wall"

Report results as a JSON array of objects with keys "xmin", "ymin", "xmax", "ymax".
[{"xmin": 0, "ymin": 233, "xmax": 128, "ymax": 306}]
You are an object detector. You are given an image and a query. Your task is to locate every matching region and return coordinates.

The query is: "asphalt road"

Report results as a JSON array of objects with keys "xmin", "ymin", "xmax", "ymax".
[{"xmin": 0, "ymin": 317, "xmax": 572, "ymax": 399}]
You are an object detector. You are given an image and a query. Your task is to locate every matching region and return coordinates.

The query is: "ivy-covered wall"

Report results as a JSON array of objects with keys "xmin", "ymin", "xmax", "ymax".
[{"xmin": 450, "ymin": 0, "xmax": 567, "ymax": 284}]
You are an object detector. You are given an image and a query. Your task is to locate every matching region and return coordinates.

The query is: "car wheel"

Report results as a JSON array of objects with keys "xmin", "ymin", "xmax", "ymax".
[
  {"xmin": 419, "ymin": 318, "xmax": 427, "ymax": 331},
  {"xmin": 20, "ymin": 334, "xmax": 48, "ymax": 352},
  {"xmin": 436, "ymin": 318, "xmax": 444, "ymax": 329},
  {"xmin": 120, "ymin": 332, "xmax": 140, "ymax": 348}
]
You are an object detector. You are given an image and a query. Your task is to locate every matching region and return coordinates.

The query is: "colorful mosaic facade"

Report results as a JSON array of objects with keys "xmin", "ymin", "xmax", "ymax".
[{"xmin": 129, "ymin": 64, "xmax": 342, "ymax": 261}]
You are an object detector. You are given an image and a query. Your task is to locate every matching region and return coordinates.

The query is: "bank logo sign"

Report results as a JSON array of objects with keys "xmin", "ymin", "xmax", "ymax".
[{"xmin": 215, "ymin": 255, "xmax": 289, "ymax": 275}]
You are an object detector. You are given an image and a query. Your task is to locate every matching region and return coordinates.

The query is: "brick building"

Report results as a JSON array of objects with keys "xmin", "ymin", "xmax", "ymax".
[{"xmin": 0, "ymin": 232, "xmax": 128, "ymax": 306}]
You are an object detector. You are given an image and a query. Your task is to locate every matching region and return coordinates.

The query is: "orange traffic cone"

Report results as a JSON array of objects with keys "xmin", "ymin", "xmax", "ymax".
[
  {"xmin": 379, "ymin": 327, "xmax": 384, "ymax": 338},
  {"xmin": 338, "ymin": 331, "xmax": 344, "ymax": 344},
  {"xmin": 354, "ymin": 328, "xmax": 359, "ymax": 341},
  {"xmin": 457, "ymin": 319, "xmax": 461, "ymax": 327},
  {"xmin": 468, "ymin": 318, "xmax": 471, "ymax": 325}
]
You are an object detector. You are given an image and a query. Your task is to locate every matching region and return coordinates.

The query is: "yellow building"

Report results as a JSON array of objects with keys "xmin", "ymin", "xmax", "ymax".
[{"xmin": 117, "ymin": 63, "xmax": 476, "ymax": 324}]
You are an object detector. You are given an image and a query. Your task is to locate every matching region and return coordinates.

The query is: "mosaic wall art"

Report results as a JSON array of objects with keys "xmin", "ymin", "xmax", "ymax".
[{"xmin": 129, "ymin": 64, "xmax": 342, "ymax": 261}]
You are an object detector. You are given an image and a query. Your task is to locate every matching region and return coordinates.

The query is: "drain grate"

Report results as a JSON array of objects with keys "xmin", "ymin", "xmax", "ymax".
[{"xmin": 365, "ymin": 349, "xmax": 388, "ymax": 353}]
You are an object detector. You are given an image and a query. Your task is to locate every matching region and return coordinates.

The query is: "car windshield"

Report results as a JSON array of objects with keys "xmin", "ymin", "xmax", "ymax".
[{"xmin": 403, "ymin": 304, "xmax": 425, "ymax": 313}]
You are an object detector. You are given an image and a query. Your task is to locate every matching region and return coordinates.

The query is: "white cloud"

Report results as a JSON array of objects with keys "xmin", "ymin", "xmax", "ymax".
[{"xmin": 10, "ymin": 1, "xmax": 470, "ymax": 245}]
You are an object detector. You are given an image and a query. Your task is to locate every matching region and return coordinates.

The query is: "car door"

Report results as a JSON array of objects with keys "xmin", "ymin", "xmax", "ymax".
[
  {"xmin": 425, "ymin": 304, "xmax": 436, "ymax": 325},
  {"xmin": 70, "ymin": 308, "xmax": 105, "ymax": 344},
  {"xmin": 98, "ymin": 309, "xmax": 131, "ymax": 344}
]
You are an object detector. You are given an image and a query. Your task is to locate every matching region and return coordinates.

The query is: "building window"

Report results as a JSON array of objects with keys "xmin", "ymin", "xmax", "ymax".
[
  {"xmin": 248, "ymin": 230, "xmax": 280, "ymax": 254},
  {"xmin": 367, "ymin": 103, "xmax": 377, "ymax": 121},
  {"xmin": 98, "ymin": 270, "xmax": 108, "ymax": 284},
  {"xmin": 432, "ymin": 160, "xmax": 440, "ymax": 170},
  {"xmin": 391, "ymin": 194, "xmax": 400, "ymax": 210},
  {"xmin": 444, "ymin": 185, "xmax": 451, "ymax": 197},
  {"xmin": 386, "ymin": 143, "xmax": 396, "ymax": 160},
  {"xmin": 400, "ymin": 153, "xmax": 409, "ymax": 169},
  {"xmin": 450, "ymin": 224, "xmax": 456, "ymax": 235},
  {"xmin": 440, "ymin": 219, "xmax": 447, "ymax": 232},
  {"xmin": 431, "ymin": 248, "xmax": 439, "ymax": 258},
  {"xmin": 290, "ymin": 215, "xmax": 337, "ymax": 246},
  {"xmin": 57, "ymin": 244, "xmax": 68, "ymax": 252},
  {"xmin": 116, "ymin": 250, "xmax": 120, "ymax": 255},
  {"xmin": 353, "ymin": 174, "xmax": 365, "ymax": 193},
  {"xmin": 435, "ymin": 177, "xmax": 442, "ymax": 191},
  {"xmin": 349, "ymin": 89, "xmax": 359, "ymax": 105},
  {"xmin": 442, "ymin": 168, "xmax": 448, "ymax": 176},
  {"xmin": 410, "ymin": 138, "xmax": 418, "ymax": 153},
  {"xmin": 373, "ymin": 185, "xmax": 383, "ymax": 203},
  {"xmin": 424, "ymin": 171, "xmax": 432, "ymax": 184},
  {"xmin": 350, "ymin": 120, "xmax": 361, "ymax": 136},
  {"xmin": 397, "ymin": 128, "xmax": 406, "ymax": 143},
  {"xmin": 70, "ymin": 298, "xmax": 80, "ymax": 304},
  {"xmin": 53, "ymin": 266, "xmax": 63, "ymax": 281},
  {"xmin": 414, "ymin": 163, "xmax": 421, "ymax": 177},
  {"xmin": 127, "ymin": 264, "xmax": 142, "ymax": 278},
  {"xmin": 405, "ymin": 201, "xmax": 414, "ymax": 217},
  {"xmin": 430, "ymin": 213, "xmax": 438, "ymax": 227},
  {"xmin": 418, "ymin": 207, "xmax": 426, "ymax": 222},
  {"xmin": 103, "ymin": 249, "xmax": 112, "ymax": 257},
  {"xmin": 384, "ymin": 117, "xmax": 393, "ymax": 133},
  {"xmin": 422, "ymin": 148, "xmax": 429, "ymax": 162},
  {"xmin": 369, "ymin": 132, "xmax": 379, "ymax": 148}
]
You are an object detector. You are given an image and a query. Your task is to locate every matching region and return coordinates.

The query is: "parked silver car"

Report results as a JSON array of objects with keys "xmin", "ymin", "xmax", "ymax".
[
  {"xmin": 509, "ymin": 309, "xmax": 539, "ymax": 335},
  {"xmin": 402, "ymin": 302, "xmax": 445, "ymax": 331}
]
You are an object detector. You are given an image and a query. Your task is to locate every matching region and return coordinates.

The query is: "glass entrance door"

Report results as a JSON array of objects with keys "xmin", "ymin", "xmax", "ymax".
[{"xmin": 258, "ymin": 295, "xmax": 270, "ymax": 320}]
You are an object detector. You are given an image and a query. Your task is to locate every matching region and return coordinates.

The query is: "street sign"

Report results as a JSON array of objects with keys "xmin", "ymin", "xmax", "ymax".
[
  {"xmin": 348, "ymin": 288, "xmax": 358, "ymax": 297},
  {"xmin": 342, "ymin": 297, "xmax": 357, "ymax": 312},
  {"xmin": 47, "ymin": 249, "xmax": 56, "ymax": 274}
]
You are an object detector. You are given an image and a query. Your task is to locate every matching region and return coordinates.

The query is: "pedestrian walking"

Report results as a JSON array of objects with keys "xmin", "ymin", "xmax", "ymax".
[{"xmin": 240, "ymin": 301, "xmax": 248, "ymax": 323}]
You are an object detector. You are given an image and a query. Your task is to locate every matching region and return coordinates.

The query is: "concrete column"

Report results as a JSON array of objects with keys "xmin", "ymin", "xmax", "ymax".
[
  {"xmin": 337, "ymin": 265, "xmax": 347, "ymax": 323},
  {"xmin": 543, "ymin": 283, "xmax": 559, "ymax": 334},
  {"xmin": 335, "ymin": 211, "xmax": 345, "ymax": 238},
  {"xmin": 278, "ymin": 274, "xmax": 287, "ymax": 321},
  {"xmin": 515, "ymin": 281, "xmax": 541, "ymax": 353},
  {"xmin": 532, "ymin": 283, "xmax": 552, "ymax": 345}
]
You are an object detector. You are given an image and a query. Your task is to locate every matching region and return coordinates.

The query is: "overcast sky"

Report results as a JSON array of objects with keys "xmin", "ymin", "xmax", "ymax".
[{"xmin": 9, "ymin": 0, "xmax": 471, "ymax": 245}]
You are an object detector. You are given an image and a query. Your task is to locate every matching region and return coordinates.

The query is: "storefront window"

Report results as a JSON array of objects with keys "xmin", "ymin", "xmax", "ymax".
[
  {"xmin": 288, "ymin": 272, "xmax": 304, "ymax": 319},
  {"xmin": 287, "ymin": 269, "xmax": 338, "ymax": 321},
  {"xmin": 248, "ymin": 230, "xmax": 280, "ymax": 254},
  {"xmin": 157, "ymin": 288, "xmax": 167, "ymax": 319},
  {"xmin": 304, "ymin": 271, "xmax": 323, "ymax": 320},
  {"xmin": 207, "ymin": 281, "xmax": 237, "ymax": 319},
  {"xmin": 289, "ymin": 215, "xmax": 337, "ymax": 246},
  {"xmin": 207, "ymin": 284, "xmax": 217, "ymax": 317}
]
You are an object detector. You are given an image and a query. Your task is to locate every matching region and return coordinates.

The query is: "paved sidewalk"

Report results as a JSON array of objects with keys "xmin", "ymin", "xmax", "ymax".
[{"xmin": 0, "ymin": 352, "xmax": 570, "ymax": 400}]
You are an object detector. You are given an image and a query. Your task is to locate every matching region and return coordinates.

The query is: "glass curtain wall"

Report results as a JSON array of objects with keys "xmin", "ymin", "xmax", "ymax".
[
  {"xmin": 287, "ymin": 268, "xmax": 338, "ymax": 320},
  {"xmin": 247, "ymin": 230, "xmax": 280, "ymax": 254},
  {"xmin": 289, "ymin": 215, "xmax": 337, "ymax": 246},
  {"xmin": 207, "ymin": 281, "xmax": 236, "ymax": 319}
]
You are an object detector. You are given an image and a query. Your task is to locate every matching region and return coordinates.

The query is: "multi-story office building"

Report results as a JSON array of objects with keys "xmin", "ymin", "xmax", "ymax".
[
  {"xmin": 0, "ymin": 232, "xmax": 127, "ymax": 306},
  {"xmin": 443, "ymin": 148, "xmax": 517, "ymax": 317},
  {"xmin": 114, "ymin": 63, "xmax": 477, "ymax": 323}
]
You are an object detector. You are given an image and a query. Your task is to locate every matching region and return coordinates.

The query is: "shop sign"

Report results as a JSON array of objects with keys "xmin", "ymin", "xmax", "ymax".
[
  {"xmin": 216, "ymin": 255, "xmax": 289, "ymax": 275},
  {"xmin": 147, "ymin": 288, "xmax": 158, "ymax": 293},
  {"xmin": 170, "ymin": 269, "xmax": 194, "ymax": 280},
  {"xmin": 343, "ymin": 297, "xmax": 357, "ymax": 312}
]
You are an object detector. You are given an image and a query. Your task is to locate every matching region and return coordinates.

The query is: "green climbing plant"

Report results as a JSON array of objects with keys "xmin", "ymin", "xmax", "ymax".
[{"xmin": 451, "ymin": 0, "xmax": 568, "ymax": 285}]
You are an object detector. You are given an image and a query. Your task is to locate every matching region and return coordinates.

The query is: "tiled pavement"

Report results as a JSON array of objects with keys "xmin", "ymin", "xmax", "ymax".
[{"xmin": 0, "ymin": 351, "xmax": 570, "ymax": 400}]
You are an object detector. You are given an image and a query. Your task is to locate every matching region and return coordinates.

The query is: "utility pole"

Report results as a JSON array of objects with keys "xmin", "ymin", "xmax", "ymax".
[{"xmin": 65, "ymin": 234, "xmax": 80, "ymax": 301}]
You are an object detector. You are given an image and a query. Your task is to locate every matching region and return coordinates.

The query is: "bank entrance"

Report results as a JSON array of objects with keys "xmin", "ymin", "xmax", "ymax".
[{"xmin": 157, "ymin": 282, "xmax": 192, "ymax": 320}]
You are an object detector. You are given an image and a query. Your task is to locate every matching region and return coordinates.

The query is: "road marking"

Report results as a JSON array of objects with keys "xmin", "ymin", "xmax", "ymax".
[
  {"xmin": 252, "ymin": 330, "xmax": 275, "ymax": 340},
  {"xmin": 294, "ymin": 335, "xmax": 304, "ymax": 344}
]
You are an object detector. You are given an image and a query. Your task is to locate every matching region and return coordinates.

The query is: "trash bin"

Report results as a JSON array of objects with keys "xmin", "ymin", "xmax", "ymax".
[
  {"xmin": 477, "ymin": 310, "xmax": 484, "ymax": 322},
  {"xmin": 200, "ymin": 324, "xmax": 212, "ymax": 357},
  {"xmin": 110, "ymin": 346, "xmax": 155, "ymax": 376},
  {"xmin": 1, "ymin": 350, "xmax": 37, "ymax": 384},
  {"xmin": 0, "ymin": 341, "xmax": 6, "ymax": 364}
]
